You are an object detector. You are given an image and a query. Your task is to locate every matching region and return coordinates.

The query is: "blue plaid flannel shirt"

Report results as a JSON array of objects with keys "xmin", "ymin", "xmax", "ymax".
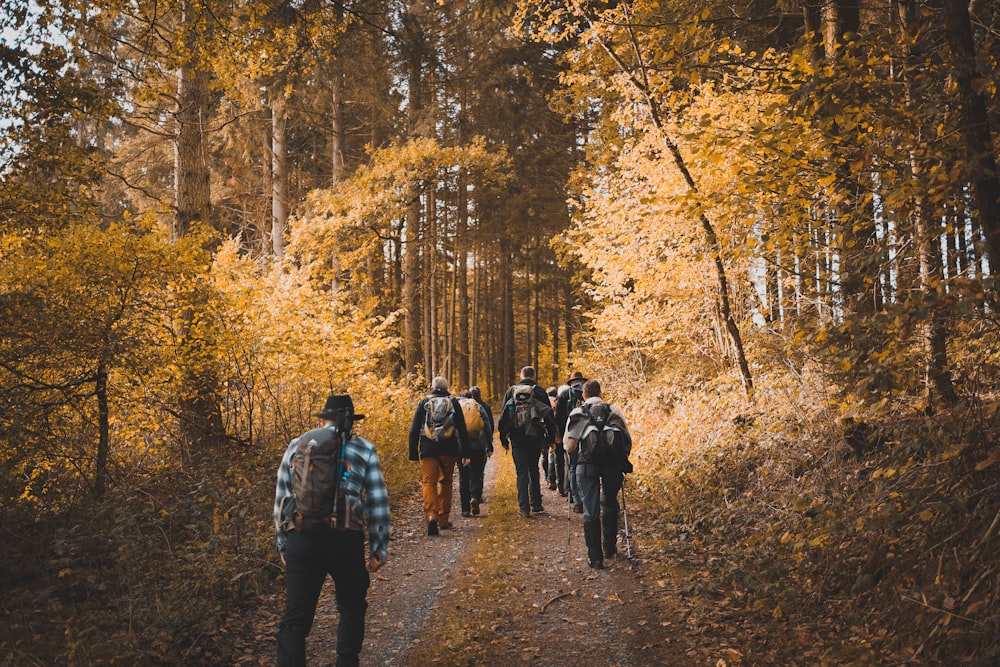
[{"xmin": 273, "ymin": 425, "xmax": 391, "ymax": 561}]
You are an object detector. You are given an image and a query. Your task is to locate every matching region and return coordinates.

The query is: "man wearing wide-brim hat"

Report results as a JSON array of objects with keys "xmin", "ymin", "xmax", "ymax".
[{"xmin": 273, "ymin": 394, "xmax": 390, "ymax": 667}]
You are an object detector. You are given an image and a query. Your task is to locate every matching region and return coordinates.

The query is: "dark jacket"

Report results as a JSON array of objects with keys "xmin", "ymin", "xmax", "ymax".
[
  {"xmin": 408, "ymin": 388, "xmax": 470, "ymax": 460},
  {"xmin": 555, "ymin": 379, "xmax": 586, "ymax": 439},
  {"xmin": 498, "ymin": 379, "xmax": 556, "ymax": 448}
]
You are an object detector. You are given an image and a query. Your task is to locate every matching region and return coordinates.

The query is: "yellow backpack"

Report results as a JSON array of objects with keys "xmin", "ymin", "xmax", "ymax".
[{"xmin": 457, "ymin": 397, "xmax": 484, "ymax": 440}]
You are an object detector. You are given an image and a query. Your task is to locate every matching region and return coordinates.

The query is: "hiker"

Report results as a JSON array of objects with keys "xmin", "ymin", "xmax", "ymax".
[
  {"xmin": 545, "ymin": 386, "xmax": 559, "ymax": 491},
  {"xmin": 564, "ymin": 379, "xmax": 632, "ymax": 569},
  {"xmin": 556, "ymin": 371, "xmax": 588, "ymax": 512},
  {"xmin": 457, "ymin": 386, "xmax": 494, "ymax": 517},
  {"xmin": 408, "ymin": 376, "xmax": 470, "ymax": 535},
  {"xmin": 273, "ymin": 394, "xmax": 390, "ymax": 667},
  {"xmin": 498, "ymin": 366, "xmax": 556, "ymax": 518}
]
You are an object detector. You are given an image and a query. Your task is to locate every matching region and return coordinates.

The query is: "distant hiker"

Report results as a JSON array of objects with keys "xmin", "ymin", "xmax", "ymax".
[
  {"xmin": 546, "ymin": 386, "xmax": 559, "ymax": 490},
  {"xmin": 499, "ymin": 366, "xmax": 556, "ymax": 518},
  {"xmin": 273, "ymin": 394, "xmax": 390, "ymax": 667},
  {"xmin": 408, "ymin": 376, "xmax": 470, "ymax": 535},
  {"xmin": 564, "ymin": 379, "xmax": 632, "ymax": 569},
  {"xmin": 458, "ymin": 386, "xmax": 494, "ymax": 517},
  {"xmin": 556, "ymin": 371, "xmax": 588, "ymax": 512}
]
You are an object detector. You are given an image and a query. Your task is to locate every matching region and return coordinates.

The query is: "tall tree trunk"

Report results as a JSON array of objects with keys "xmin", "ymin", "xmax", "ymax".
[
  {"xmin": 897, "ymin": 0, "xmax": 957, "ymax": 404},
  {"xmin": 456, "ymin": 170, "xmax": 471, "ymax": 386},
  {"xmin": 94, "ymin": 362, "xmax": 109, "ymax": 499},
  {"xmin": 941, "ymin": 0, "xmax": 1000, "ymax": 279},
  {"xmin": 270, "ymin": 88, "xmax": 288, "ymax": 258},
  {"xmin": 174, "ymin": 0, "xmax": 224, "ymax": 458}
]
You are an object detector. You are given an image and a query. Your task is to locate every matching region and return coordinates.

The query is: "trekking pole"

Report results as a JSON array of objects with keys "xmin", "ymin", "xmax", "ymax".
[{"xmin": 620, "ymin": 478, "xmax": 633, "ymax": 559}]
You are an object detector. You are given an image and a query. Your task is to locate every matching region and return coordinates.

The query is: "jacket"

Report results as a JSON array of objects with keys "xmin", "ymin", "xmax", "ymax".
[
  {"xmin": 498, "ymin": 379, "xmax": 556, "ymax": 448},
  {"xmin": 273, "ymin": 424, "xmax": 391, "ymax": 561},
  {"xmin": 408, "ymin": 389, "xmax": 470, "ymax": 460}
]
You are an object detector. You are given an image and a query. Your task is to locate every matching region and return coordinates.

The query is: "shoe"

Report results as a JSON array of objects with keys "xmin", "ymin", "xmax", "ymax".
[
  {"xmin": 559, "ymin": 489, "xmax": 567, "ymax": 497},
  {"xmin": 548, "ymin": 481, "xmax": 557, "ymax": 490},
  {"xmin": 604, "ymin": 549, "xmax": 617, "ymax": 559},
  {"xmin": 335, "ymin": 654, "xmax": 360, "ymax": 667},
  {"xmin": 427, "ymin": 519, "xmax": 439, "ymax": 536},
  {"xmin": 573, "ymin": 503, "xmax": 583, "ymax": 513},
  {"xmin": 532, "ymin": 507, "xmax": 546, "ymax": 514},
  {"xmin": 439, "ymin": 520, "xmax": 454, "ymax": 529},
  {"xmin": 461, "ymin": 511, "xmax": 471, "ymax": 517},
  {"xmin": 519, "ymin": 511, "xmax": 531, "ymax": 519},
  {"xmin": 589, "ymin": 559, "xmax": 605, "ymax": 570},
  {"xmin": 470, "ymin": 498, "xmax": 480, "ymax": 515}
]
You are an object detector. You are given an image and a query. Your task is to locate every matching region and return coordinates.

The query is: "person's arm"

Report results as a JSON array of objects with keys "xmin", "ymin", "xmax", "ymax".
[
  {"xmin": 408, "ymin": 400, "xmax": 425, "ymax": 461},
  {"xmin": 273, "ymin": 439, "xmax": 297, "ymax": 561},
  {"xmin": 361, "ymin": 442, "xmax": 391, "ymax": 569}
]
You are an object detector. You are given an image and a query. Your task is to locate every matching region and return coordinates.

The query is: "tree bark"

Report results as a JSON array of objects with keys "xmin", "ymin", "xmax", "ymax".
[
  {"xmin": 941, "ymin": 0, "xmax": 1000, "ymax": 279},
  {"xmin": 270, "ymin": 88, "xmax": 288, "ymax": 258}
]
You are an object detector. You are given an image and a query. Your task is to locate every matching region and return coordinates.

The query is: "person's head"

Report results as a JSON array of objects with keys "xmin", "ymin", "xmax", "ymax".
[
  {"xmin": 470, "ymin": 386, "xmax": 482, "ymax": 401},
  {"xmin": 431, "ymin": 376, "xmax": 449, "ymax": 392},
  {"xmin": 315, "ymin": 394, "xmax": 366, "ymax": 426},
  {"xmin": 460, "ymin": 389, "xmax": 472, "ymax": 398},
  {"xmin": 582, "ymin": 379, "xmax": 601, "ymax": 399},
  {"xmin": 520, "ymin": 366, "xmax": 536, "ymax": 381},
  {"xmin": 547, "ymin": 386, "xmax": 557, "ymax": 397},
  {"xmin": 566, "ymin": 371, "xmax": 587, "ymax": 386}
]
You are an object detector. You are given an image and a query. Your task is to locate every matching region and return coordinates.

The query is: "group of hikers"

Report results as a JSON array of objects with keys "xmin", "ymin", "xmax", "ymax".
[{"xmin": 272, "ymin": 366, "xmax": 633, "ymax": 667}]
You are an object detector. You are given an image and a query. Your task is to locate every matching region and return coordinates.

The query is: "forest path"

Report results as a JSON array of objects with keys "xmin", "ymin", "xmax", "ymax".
[{"xmin": 238, "ymin": 453, "xmax": 695, "ymax": 666}]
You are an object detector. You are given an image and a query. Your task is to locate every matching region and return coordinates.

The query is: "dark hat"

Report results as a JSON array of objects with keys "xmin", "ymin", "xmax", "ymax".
[
  {"xmin": 315, "ymin": 394, "xmax": 366, "ymax": 421},
  {"xmin": 566, "ymin": 371, "xmax": 587, "ymax": 385}
]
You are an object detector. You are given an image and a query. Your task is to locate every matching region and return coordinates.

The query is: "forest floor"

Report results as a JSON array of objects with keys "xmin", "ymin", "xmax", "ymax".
[{"xmin": 229, "ymin": 452, "xmax": 730, "ymax": 667}]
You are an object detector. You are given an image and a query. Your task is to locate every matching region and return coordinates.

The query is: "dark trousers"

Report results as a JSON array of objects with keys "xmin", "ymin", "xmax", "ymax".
[
  {"xmin": 566, "ymin": 449, "xmax": 581, "ymax": 504},
  {"xmin": 277, "ymin": 529, "xmax": 370, "ymax": 667},
  {"xmin": 576, "ymin": 463, "xmax": 623, "ymax": 561},
  {"xmin": 458, "ymin": 449, "xmax": 487, "ymax": 512},
  {"xmin": 553, "ymin": 443, "xmax": 566, "ymax": 493},
  {"xmin": 511, "ymin": 442, "xmax": 544, "ymax": 513}
]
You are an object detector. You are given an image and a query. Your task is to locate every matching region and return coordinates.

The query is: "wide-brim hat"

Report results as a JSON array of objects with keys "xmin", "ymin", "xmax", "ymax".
[
  {"xmin": 315, "ymin": 394, "xmax": 366, "ymax": 421},
  {"xmin": 566, "ymin": 371, "xmax": 587, "ymax": 385}
]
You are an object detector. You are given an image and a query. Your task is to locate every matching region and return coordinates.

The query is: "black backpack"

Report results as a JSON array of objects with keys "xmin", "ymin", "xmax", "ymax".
[
  {"xmin": 422, "ymin": 395, "xmax": 457, "ymax": 442},
  {"xmin": 504, "ymin": 383, "xmax": 550, "ymax": 439},
  {"xmin": 567, "ymin": 382, "xmax": 584, "ymax": 411},
  {"xmin": 288, "ymin": 427, "xmax": 349, "ymax": 531},
  {"xmin": 578, "ymin": 402, "xmax": 629, "ymax": 466}
]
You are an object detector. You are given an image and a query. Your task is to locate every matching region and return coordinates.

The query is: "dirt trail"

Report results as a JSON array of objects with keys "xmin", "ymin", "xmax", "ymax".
[{"xmin": 242, "ymin": 455, "xmax": 687, "ymax": 666}]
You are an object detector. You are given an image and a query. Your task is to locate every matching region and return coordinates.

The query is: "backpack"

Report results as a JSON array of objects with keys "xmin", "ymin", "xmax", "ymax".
[
  {"xmin": 578, "ymin": 402, "xmax": 629, "ymax": 466},
  {"xmin": 288, "ymin": 427, "xmax": 348, "ymax": 532},
  {"xmin": 567, "ymin": 382, "xmax": 584, "ymax": 412},
  {"xmin": 457, "ymin": 397, "xmax": 484, "ymax": 440},
  {"xmin": 422, "ymin": 395, "xmax": 456, "ymax": 442},
  {"xmin": 506, "ymin": 383, "xmax": 550, "ymax": 439}
]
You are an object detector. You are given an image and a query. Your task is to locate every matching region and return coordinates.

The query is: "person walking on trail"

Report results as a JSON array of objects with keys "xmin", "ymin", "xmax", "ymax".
[
  {"xmin": 408, "ymin": 376, "xmax": 470, "ymax": 535},
  {"xmin": 457, "ymin": 386, "xmax": 494, "ymax": 517},
  {"xmin": 556, "ymin": 371, "xmax": 588, "ymax": 513},
  {"xmin": 498, "ymin": 366, "xmax": 556, "ymax": 518},
  {"xmin": 273, "ymin": 394, "xmax": 390, "ymax": 667},
  {"xmin": 564, "ymin": 379, "xmax": 632, "ymax": 570},
  {"xmin": 545, "ymin": 386, "xmax": 559, "ymax": 491}
]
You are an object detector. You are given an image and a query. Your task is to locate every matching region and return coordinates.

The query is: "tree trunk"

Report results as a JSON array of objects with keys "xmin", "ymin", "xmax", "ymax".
[
  {"xmin": 94, "ymin": 362, "xmax": 109, "ymax": 498},
  {"xmin": 456, "ymin": 170, "xmax": 470, "ymax": 386},
  {"xmin": 941, "ymin": 0, "xmax": 1000, "ymax": 279},
  {"xmin": 271, "ymin": 88, "xmax": 288, "ymax": 258}
]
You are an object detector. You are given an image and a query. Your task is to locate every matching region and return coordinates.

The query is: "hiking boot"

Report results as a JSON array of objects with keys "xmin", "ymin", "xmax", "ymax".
[
  {"xmin": 573, "ymin": 503, "xmax": 584, "ymax": 513},
  {"xmin": 470, "ymin": 498, "xmax": 480, "ymax": 515},
  {"xmin": 335, "ymin": 654, "xmax": 360, "ymax": 667},
  {"xmin": 532, "ymin": 507, "xmax": 546, "ymax": 515},
  {"xmin": 548, "ymin": 480, "xmax": 557, "ymax": 490},
  {"xmin": 439, "ymin": 520, "xmax": 454, "ymax": 529},
  {"xmin": 427, "ymin": 519, "xmax": 439, "ymax": 536},
  {"xmin": 604, "ymin": 548, "xmax": 617, "ymax": 559},
  {"xmin": 519, "ymin": 510, "xmax": 531, "ymax": 519},
  {"xmin": 461, "ymin": 511, "xmax": 471, "ymax": 517},
  {"xmin": 589, "ymin": 559, "xmax": 605, "ymax": 570}
]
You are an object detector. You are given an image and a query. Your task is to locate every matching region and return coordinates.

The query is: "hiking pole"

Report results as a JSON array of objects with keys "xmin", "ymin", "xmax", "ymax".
[{"xmin": 620, "ymin": 478, "xmax": 633, "ymax": 559}]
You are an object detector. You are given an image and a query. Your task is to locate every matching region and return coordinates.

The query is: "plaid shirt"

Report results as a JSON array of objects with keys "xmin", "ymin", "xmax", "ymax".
[{"xmin": 273, "ymin": 425, "xmax": 390, "ymax": 561}]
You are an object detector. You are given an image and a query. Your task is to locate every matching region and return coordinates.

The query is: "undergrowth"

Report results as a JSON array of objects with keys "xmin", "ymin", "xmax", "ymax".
[{"xmin": 628, "ymin": 368, "xmax": 1000, "ymax": 665}]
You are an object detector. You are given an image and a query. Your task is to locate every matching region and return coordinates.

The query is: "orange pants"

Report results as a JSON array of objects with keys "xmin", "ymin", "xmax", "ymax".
[{"xmin": 420, "ymin": 455, "xmax": 457, "ymax": 524}]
